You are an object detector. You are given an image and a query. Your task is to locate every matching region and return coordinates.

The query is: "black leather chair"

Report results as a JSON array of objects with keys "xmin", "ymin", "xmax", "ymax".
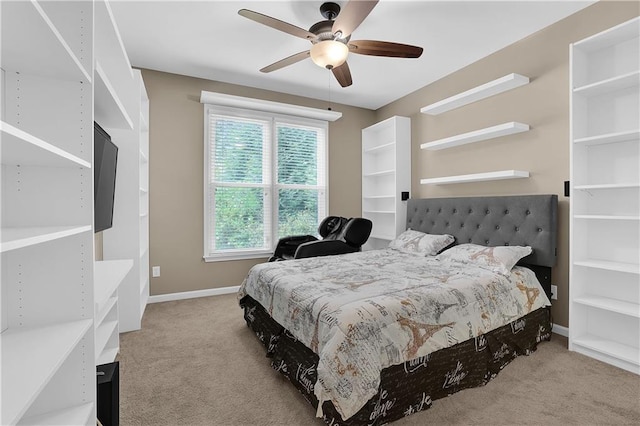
[{"xmin": 268, "ymin": 216, "xmax": 373, "ymax": 261}]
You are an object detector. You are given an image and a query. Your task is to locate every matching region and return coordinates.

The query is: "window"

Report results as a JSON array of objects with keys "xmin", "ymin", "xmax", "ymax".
[{"xmin": 204, "ymin": 105, "xmax": 327, "ymax": 261}]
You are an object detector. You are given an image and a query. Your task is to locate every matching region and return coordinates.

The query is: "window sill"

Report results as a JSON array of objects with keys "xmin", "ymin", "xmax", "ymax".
[{"xmin": 203, "ymin": 251, "xmax": 272, "ymax": 263}]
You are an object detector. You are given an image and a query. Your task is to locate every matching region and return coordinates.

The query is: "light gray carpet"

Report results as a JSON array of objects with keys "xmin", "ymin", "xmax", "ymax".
[{"xmin": 119, "ymin": 294, "xmax": 640, "ymax": 425}]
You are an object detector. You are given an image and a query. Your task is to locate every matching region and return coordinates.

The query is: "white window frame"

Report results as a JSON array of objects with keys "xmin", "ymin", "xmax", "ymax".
[{"xmin": 203, "ymin": 104, "xmax": 329, "ymax": 262}]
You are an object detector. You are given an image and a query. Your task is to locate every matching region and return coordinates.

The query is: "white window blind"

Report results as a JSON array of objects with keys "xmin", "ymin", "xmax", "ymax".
[{"xmin": 204, "ymin": 105, "xmax": 327, "ymax": 261}]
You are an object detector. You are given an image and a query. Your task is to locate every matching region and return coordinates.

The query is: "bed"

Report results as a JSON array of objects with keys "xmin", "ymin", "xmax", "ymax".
[{"xmin": 239, "ymin": 194, "xmax": 558, "ymax": 425}]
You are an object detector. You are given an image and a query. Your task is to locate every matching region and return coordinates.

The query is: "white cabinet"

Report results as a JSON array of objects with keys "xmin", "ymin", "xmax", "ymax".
[
  {"xmin": 1, "ymin": 1, "xmax": 96, "ymax": 424},
  {"xmin": 569, "ymin": 16, "xmax": 640, "ymax": 375},
  {"xmin": 361, "ymin": 116, "xmax": 411, "ymax": 250}
]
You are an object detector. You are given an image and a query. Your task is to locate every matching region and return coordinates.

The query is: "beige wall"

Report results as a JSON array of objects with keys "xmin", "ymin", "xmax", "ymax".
[
  {"xmin": 142, "ymin": 69, "xmax": 376, "ymax": 296},
  {"xmin": 375, "ymin": 1, "xmax": 639, "ymax": 327}
]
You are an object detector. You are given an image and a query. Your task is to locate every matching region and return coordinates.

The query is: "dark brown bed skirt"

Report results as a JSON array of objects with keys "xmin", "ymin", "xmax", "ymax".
[{"xmin": 240, "ymin": 296, "xmax": 552, "ymax": 426}]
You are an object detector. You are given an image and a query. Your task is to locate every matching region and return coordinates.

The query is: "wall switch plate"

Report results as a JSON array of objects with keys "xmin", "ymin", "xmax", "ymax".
[
  {"xmin": 551, "ymin": 285, "xmax": 558, "ymax": 300},
  {"xmin": 152, "ymin": 266, "xmax": 160, "ymax": 277}
]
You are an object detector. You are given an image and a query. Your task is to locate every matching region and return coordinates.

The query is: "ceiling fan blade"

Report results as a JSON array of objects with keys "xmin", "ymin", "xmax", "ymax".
[
  {"xmin": 239, "ymin": 9, "xmax": 317, "ymax": 41},
  {"xmin": 331, "ymin": 0, "xmax": 378, "ymax": 38},
  {"xmin": 260, "ymin": 50, "xmax": 310, "ymax": 73},
  {"xmin": 349, "ymin": 40, "xmax": 423, "ymax": 58},
  {"xmin": 332, "ymin": 62, "xmax": 353, "ymax": 88}
]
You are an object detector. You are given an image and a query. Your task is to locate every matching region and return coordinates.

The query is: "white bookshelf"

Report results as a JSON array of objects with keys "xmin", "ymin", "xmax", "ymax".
[
  {"xmin": 569, "ymin": 16, "xmax": 640, "ymax": 375},
  {"xmin": 420, "ymin": 121, "xmax": 529, "ymax": 151},
  {"xmin": 102, "ymin": 68, "xmax": 150, "ymax": 333},
  {"xmin": 361, "ymin": 116, "xmax": 411, "ymax": 250},
  {"xmin": 1, "ymin": 1, "xmax": 96, "ymax": 424},
  {"xmin": 420, "ymin": 170, "xmax": 529, "ymax": 185},
  {"xmin": 420, "ymin": 73, "xmax": 529, "ymax": 115}
]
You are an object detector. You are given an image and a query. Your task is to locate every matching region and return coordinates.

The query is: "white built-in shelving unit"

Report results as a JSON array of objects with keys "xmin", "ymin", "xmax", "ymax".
[
  {"xmin": 361, "ymin": 116, "xmax": 411, "ymax": 250},
  {"xmin": 569, "ymin": 16, "xmax": 640, "ymax": 375},
  {"xmin": 2, "ymin": 1, "xmax": 149, "ymax": 423},
  {"xmin": 419, "ymin": 74, "xmax": 530, "ymax": 185},
  {"xmin": 1, "ymin": 1, "xmax": 96, "ymax": 424},
  {"xmin": 139, "ymin": 70, "xmax": 151, "ymax": 316},
  {"xmin": 101, "ymin": 61, "xmax": 150, "ymax": 331},
  {"xmin": 420, "ymin": 73, "xmax": 529, "ymax": 115}
]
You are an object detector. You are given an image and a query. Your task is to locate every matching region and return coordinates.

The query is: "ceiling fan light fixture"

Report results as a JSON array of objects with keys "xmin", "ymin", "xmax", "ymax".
[{"xmin": 310, "ymin": 40, "xmax": 348, "ymax": 69}]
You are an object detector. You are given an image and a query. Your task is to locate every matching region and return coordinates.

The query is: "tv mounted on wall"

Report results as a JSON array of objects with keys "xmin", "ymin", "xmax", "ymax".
[{"xmin": 94, "ymin": 122, "xmax": 118, "ymax": 233}]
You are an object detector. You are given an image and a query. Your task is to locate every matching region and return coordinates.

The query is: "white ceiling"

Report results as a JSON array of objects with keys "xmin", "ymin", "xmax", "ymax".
[{"xmin": 111, "ymin": 0, "xmax": 594, "ymax": 110}]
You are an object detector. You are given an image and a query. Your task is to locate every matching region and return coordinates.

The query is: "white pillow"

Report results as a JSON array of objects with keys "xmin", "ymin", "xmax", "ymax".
[
  {"xmin": 389, "ymin": 229, "xmax": 455, "ymax": 256},
  {"xmin": 436, "ymin": 243, "xmax": 532, "ymax": 274}
]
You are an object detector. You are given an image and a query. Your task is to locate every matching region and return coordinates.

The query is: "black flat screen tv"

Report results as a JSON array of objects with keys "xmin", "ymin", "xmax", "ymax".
[{"xmin": 94, "ymin": 122, "xmax": 118, "ymax": 233}]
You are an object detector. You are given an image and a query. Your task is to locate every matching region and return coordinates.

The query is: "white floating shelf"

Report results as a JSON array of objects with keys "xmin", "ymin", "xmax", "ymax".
[
  {"xmin": 421, "ymin": 122, "xmax": 529, "ymax": 150},
  {"xmin": 0, "ymin": 226, "xmax": 92, "ymax": 253},
  {"xmin": 421, "ymin": 73, "xmax": 529, "ymax": 115},
  {"xmin": 420, "ymin": 170, "xmax": 529, "ymax": 185},
  {"xmin": 94, "ymin": 259, "xmax": 134, "ymax": 310},
  {"xmin": 574, "ymin": 129, "xmax": 640, "ymax": 146},
  {"xmin": 574, "ymin": 259, "xmax": 640, "ymax": 274},
  {"xmin": 574, "ymin": 296, "xmax": 640, "ymax": 318},
  {"xmin": 0, "ymin": 320, "xmax": 93, "ymax": 425},
  {"xmin": 363, "ymin": 210, "xmax": 395, "ymax": 214},
  {"xmin": 363, "ymin": 195, "xmax": 395, "ymax": 199},
  {"xmin": 0, "ymin": 0, "xmax": 91, "ymax": 82},
  {"xmin": 94, "ymin": 62, "xmax": 134, "ymax": 130},
  {"xmin": 1, "ymin": 121, "xmax": 91, "ymax": 168},
  {"xmin": 573, "ymin": 70, "xmax": 640, "ymax": 97}
]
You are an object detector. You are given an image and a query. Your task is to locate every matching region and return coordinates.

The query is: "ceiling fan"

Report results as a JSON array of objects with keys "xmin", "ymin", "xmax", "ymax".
[{"xmin": 238, "ymin": 0, "xmax": 423, "ymax": 88}]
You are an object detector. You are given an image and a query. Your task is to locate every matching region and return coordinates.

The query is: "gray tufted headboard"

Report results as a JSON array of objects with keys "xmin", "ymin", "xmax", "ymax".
[{"xmin": 406, "ymin": 195, "xmax": 558, "ymax": 295}]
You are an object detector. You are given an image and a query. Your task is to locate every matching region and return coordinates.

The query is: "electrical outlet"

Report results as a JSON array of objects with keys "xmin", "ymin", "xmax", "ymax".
[
  {"xmin": 550, "ymin": 284, "xmax": 558, "ymax": 300},
  {"xmin": 152, "ymin": 266, "xmax": 160, "ymax": 278}
]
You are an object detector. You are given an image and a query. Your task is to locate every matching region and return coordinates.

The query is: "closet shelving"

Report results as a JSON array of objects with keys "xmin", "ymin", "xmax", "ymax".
[
  {"xmin": 361, "ymin": 116, "xmax": 411, "ymax": 249},
  {"xmin": 569, "ymin": 16, "xmax": 640, "ymax": 375},
  {"xmin": 1, "ymin": 1, "xmax": 96, "ymax": 424}
]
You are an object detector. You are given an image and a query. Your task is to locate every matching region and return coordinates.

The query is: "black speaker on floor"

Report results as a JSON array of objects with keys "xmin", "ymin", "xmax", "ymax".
[{"xmin": 97, "ymin": 361, "xmax": 119, "ymax": 426}]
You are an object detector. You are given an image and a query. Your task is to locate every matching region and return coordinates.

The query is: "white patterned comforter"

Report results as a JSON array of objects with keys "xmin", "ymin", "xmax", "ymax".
[{"xmin": 238, "ymin": 248, "xmax": 550, "ymax": 420}]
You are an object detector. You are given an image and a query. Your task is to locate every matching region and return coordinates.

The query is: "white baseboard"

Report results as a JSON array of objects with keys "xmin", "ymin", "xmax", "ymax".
[
  {"xmin": 148, "ymin": 285, "xmax": 240, "ymax": 304},
  {"xmin": 552, "ymin": 323, "xmax": 569, "ymax": 337}
]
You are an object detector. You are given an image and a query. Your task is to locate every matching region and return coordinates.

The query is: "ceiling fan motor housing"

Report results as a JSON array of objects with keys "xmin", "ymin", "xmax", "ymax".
[{"xmin": 320, "ymin": 2, "xmax": 341, "ymax": 20}]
